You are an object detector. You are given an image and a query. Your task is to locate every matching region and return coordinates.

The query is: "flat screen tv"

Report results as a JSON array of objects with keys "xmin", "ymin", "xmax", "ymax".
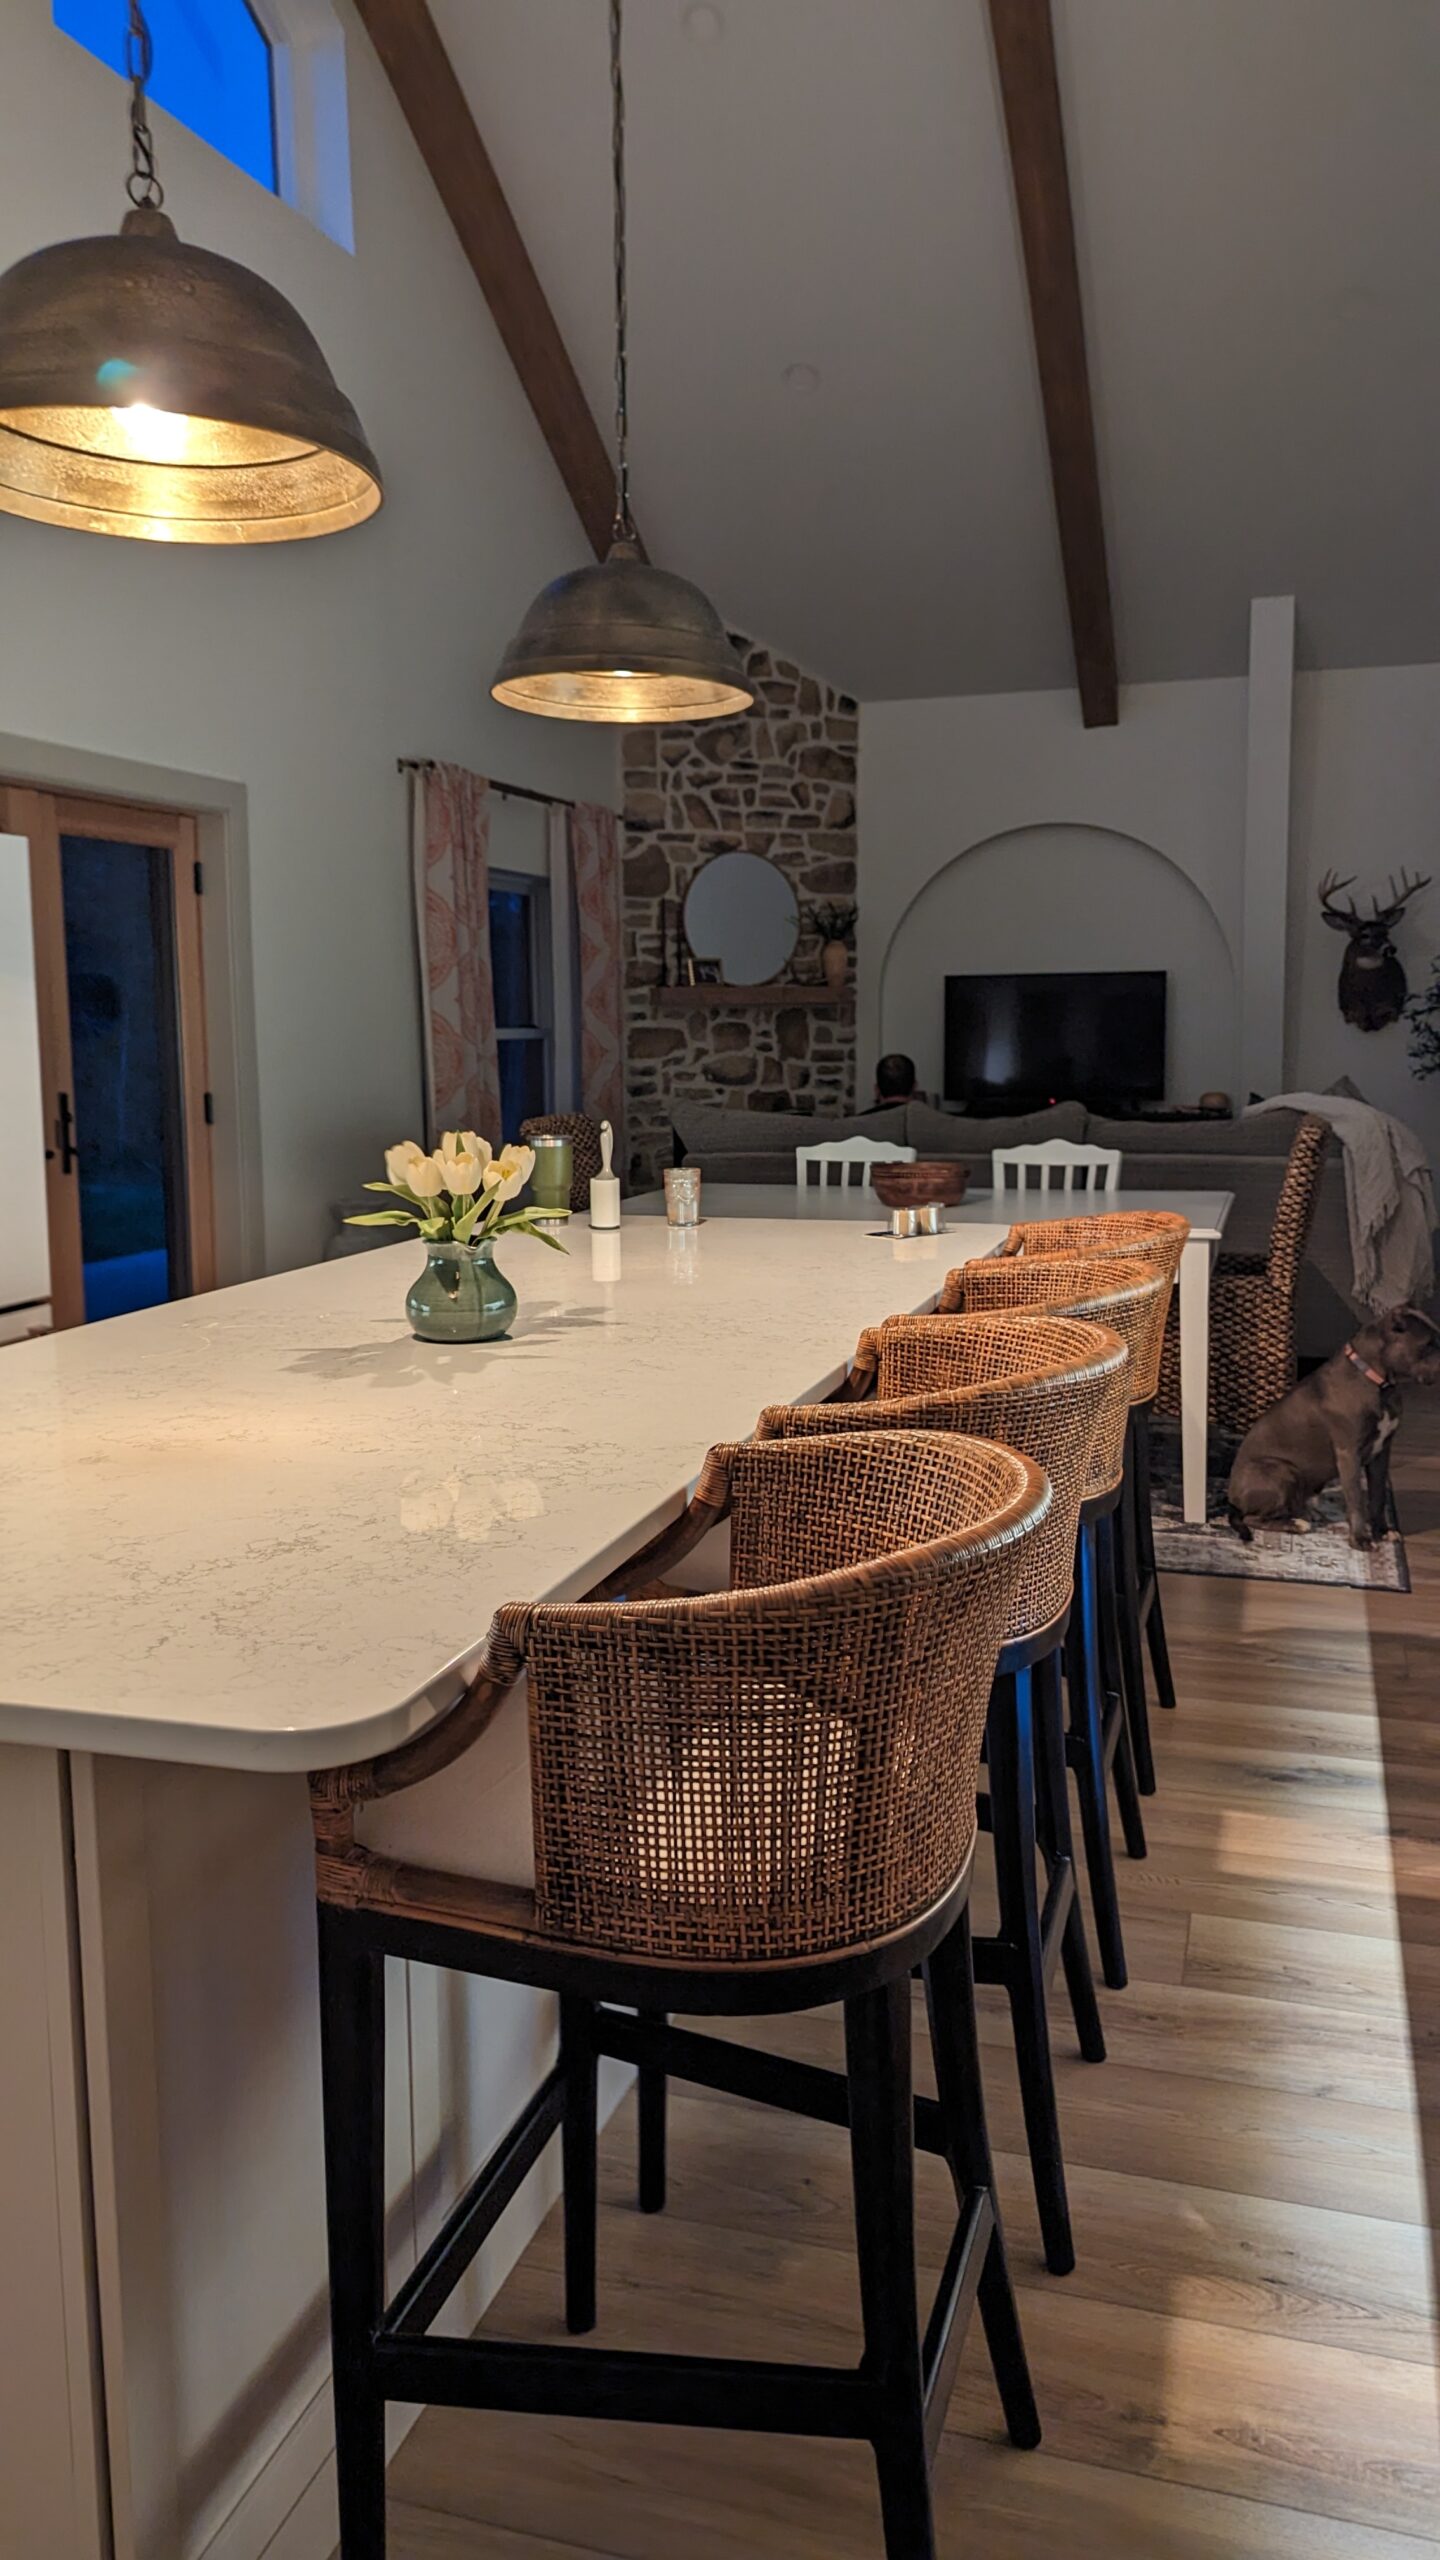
[{"xmin": 943, "ymin": 970, "xmax": 1166, "ymax": 1114}]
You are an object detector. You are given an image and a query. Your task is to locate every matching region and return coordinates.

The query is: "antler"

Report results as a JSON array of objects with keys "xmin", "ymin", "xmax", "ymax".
[
  {"xmin": 1371, "ymin": 868, "xmax": 1432, "ymax": 923},
  {"xmin": 1317, "ymin": 871, "xmax": 1361, "ymax": 922}
]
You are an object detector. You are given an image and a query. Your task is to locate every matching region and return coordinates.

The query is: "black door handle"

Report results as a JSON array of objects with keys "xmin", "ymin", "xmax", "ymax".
[{"xmin": 56, "ymin": 1091, "xmax": 78, "ymax": 1176}]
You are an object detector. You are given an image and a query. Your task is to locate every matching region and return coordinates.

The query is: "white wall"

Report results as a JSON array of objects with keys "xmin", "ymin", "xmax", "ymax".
[
  {"xmin": 859, "ymin": 662, "xmax": 1440, "ymax": 1174},
  {"xmin": 878, "ymin": 820, "xmax": 1238, "ymax": 1107},
  {"xmin": 858, "ymin": 676, "xmax": 1249, "ymax": 1106},
  {"xmin": 1289, "ymin": 663, "xmax": 1440, "ymax": 1168},
  {"xmin": 0, "ymin": 4, "xmax": 617, "ymax": 1276}
]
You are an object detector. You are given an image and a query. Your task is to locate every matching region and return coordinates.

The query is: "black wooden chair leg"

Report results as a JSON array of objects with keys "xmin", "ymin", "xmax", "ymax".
[
  {"xmin": 1099, "ymin": 1505, "xmax": 1155, "ymax": 1801},
  {"xmin": 1032, "ymin": 1646, "xmax": 1106, "ymax": 2064},
  {"xmin": 925, "ymin": 1912, "xmax": 1041, "ymax": 2449},
  {"xmin": 318, "ymin": 1909, "xmax": 389, "ymax": 2560},
  {"xmin": 1067, "ymin": 1531, "xmax": 1128, "ymax": 1991},
  {"xmin": 1101, "ymin": 1474, "xmax": 1147, "ymax": 1812},
  {"xmin": 637, "ymin": 2010, "xmax": 668, "ymax": 2214},
  {"xmin": 559, "ymin": 1996, "xmax": 598, "ymax": 2334},
  {"xmin": 1131, "ymin": 1410, "xmax": 1178, "ymax": 1712},
  {"xmin": 984, "ymin": 1668, "xmax": 1076, "ymax": 2274},
  {"xmin": 844, "ymin": 1979, "xmax": 937, "ymax": 2560}
]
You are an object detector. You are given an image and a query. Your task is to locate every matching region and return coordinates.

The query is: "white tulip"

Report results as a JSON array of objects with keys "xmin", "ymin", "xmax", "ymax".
[
  {"xmin": 482, "ymin": 1142, "xmax": 535, "ymax": 1205},
  {"xmin": 438, "ymin": 1132, "xmax": 490, "ymax": 1195},
  {"xmin": 407, "ymin": 1151, "xmax": 447, "ymax": 1200},
  {"xmin": 385, "ymin": 1139, "xmax": 433, "ymax": 1192}
]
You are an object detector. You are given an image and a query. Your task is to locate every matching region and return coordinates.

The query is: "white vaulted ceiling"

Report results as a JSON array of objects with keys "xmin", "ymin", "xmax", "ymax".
[{"xmin": 431, "ymin": 0, "xmax": 1440, "ymax": 701}]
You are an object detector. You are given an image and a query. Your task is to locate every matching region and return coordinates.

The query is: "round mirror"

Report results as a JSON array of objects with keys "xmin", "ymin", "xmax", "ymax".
[{"xmin": 683, "ymin": 850, "xmax": 798, "ymax": 985}]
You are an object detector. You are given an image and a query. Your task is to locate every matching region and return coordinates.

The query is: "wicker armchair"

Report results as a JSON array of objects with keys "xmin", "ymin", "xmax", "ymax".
[
  {"xmin": 310, "ymin": 1431, "xmax": 1050, "ymax": 2559},
  {"xmin": 1157, "ymin": 1114, "xmax": 1329, "ymax": 1437},
  {"xmin": 520, "ymin": 1112, "xmax": 606, "ymax": 1211}
]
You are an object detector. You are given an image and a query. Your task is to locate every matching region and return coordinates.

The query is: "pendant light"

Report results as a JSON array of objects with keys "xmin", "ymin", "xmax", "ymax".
[
  {"xmin": 0, "ymin": 2, "xmax": 380, "ymax": 544},
  {"xmin": 492, "ymin": 0, "xmax": 751, "ymax": 724}
]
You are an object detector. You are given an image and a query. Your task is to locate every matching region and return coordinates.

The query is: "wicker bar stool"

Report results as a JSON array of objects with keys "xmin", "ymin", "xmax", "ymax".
[
  {"xmin": 1000, "ymin": 1207, "xmax": 1189, "ymax": 1283},
  {"xmin": 941, "ymin": 1257, "xmax": 1165, "ymax": 1988},
  {"xmin": 997, "ymin": 1218, "xmax": 1184, "ymax": 1745},
  {"xmin": 747, "ymin": 1311, "xmax": 1126, "ymax": 2276},
  {"xmin": 311, "ymin": 1429, "xmax": 1050, "ymax": 2560},
  {"xmin": 998, "ymin": 1215, "xmax": 1186, "ymax": 1716}
]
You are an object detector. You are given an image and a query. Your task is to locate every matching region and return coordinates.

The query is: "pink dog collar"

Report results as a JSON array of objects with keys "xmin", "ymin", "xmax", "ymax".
[{"xmin": 1344, "ymin": 1342, "xmax": 1389, "ymax": 1388}]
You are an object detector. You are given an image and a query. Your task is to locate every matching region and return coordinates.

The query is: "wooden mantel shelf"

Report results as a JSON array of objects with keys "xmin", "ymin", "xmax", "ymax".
[{"xmin": 656, "ymin": 983, "xmax": 842, "ymax": 1010}]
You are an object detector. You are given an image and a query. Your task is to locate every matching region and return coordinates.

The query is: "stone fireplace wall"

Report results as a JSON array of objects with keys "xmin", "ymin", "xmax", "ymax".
[{"xmin": 621, "ymin": 637, "xmax": 859, "ymax": 1187}]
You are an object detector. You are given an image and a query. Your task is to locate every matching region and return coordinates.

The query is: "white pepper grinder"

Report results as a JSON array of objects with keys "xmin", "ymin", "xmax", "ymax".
[{"xmin": 589, "ymin": 1119, "xmax": 621, "ymax": 1228}]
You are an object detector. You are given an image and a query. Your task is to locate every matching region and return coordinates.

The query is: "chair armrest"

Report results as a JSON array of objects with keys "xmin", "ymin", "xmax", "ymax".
[
  {"xmin": 582, "ymin": 1445, "xmax": 736, "ymax": 1599},
  {"xmin": 309, "ymin": 1605, "xmax": 534, "ymax": 1818}
]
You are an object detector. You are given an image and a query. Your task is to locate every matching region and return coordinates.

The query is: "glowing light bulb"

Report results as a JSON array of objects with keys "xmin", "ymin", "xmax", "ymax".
[{"xmin": 110, "ymin": 402, "xmax": 193, "ymax": 463}]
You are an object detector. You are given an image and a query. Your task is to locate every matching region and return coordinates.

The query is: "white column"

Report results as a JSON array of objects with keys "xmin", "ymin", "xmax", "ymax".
[{"xmin": 1241, "ymin": 596, "xmax": 1295, "ymax": 1102}]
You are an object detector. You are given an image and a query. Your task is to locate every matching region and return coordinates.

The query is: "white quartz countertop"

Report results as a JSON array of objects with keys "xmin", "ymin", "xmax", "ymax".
[{"xmin": 0, "ymin": 1214, "xmax": 1003, "ymax": 1772}]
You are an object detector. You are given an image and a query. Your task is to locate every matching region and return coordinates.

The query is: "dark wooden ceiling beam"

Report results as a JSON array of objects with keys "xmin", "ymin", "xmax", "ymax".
[
  {"xmin": 987, "ymin": 0, "xmax": 1117, "ymax": 725},
  {"xmin": 351, "ymin": 0, "xmax": 622, "ymax": 559}
]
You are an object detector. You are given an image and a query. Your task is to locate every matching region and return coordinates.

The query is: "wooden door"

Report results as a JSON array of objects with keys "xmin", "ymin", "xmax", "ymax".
[{"xmin": 0, "ymin": 787, "xmax": 216, "ymax": 1327}]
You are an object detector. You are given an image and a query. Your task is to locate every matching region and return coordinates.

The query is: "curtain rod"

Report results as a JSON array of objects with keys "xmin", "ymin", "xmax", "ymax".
[{"xmin": 396, "ymin": 757, "xmax": 577, "ymax": 812}]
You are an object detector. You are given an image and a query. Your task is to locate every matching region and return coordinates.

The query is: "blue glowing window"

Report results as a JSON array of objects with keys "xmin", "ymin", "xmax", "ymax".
[{"xmin": 55, "ymin": 0, "xmax": 278, "ymax": 195}]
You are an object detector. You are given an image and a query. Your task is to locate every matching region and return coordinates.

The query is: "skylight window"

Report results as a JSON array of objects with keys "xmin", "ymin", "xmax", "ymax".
[{"xmin": 56, "ymin": 0, "xmax": 278, "ymax": 195}]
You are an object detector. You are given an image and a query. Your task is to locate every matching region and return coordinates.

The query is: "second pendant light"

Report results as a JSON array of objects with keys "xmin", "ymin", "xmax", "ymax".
[{"xmin": 492, "ymin": 0, "xmax": 751, "ymax": 726}]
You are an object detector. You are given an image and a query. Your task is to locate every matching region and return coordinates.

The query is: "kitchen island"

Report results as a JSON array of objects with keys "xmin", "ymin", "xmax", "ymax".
[{"xmin": 0, "ymin": 1209, "xmax": 999, "ymax": 2560}]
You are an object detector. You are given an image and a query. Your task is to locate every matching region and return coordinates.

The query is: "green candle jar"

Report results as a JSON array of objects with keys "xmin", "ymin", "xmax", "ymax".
[{"xmin": 528, "ymin": 1133, "xmax": 573, "ymax": 1220}]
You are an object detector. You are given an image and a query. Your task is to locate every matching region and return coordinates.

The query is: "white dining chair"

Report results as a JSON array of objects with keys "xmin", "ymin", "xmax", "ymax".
[
  {"xmin": 795, "ymin": 1136, "xmax": 917, "ymax": 1188},
  {"xmin": 991, "ymin": 1140, "xmax": 1123, "ymax": 1195}
]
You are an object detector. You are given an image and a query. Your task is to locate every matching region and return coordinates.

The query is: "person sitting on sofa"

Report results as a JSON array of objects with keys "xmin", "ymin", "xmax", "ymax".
[{"xmin": 867, "ymin": 1053, "xmax": 924, "ymax": 1110}]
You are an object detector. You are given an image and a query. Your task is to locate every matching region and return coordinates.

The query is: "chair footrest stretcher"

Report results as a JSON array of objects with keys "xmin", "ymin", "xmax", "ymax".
[{"xmin": 364, "ymin": 2013, "xmax": 991, "ymax": 2456}]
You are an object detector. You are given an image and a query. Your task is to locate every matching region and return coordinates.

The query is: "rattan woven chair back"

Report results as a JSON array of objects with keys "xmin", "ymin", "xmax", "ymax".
[
  {"xmin": 941, "ymin": 1255, "xmax": 1164, "ymax": 1487},
  {"xmin": 519, "ymin": 1112, "xmax": 605, "ymax": 1210},
  {"xmin": 756, "ymin": 1314, "xmax": 1124, "ymax": 1641},
  {"xmin": 316, "ymin": 1430, "xmax": 1049, "ymax": 1970},
  {"xmin": 1001, "ymin": 1207, "xmax": 1189, "ymax": 1292}
]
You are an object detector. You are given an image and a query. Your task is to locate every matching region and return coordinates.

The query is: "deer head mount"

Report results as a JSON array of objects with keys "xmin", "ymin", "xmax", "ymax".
[{"xmin": 1317, "ymin": 869, "xmax": 1430, "ymax": 1031}]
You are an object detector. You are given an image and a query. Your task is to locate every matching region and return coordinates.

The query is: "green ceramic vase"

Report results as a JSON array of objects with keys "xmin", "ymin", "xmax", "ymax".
[{"xmin": 406, "ymin": 1238, "xmax": 517, "ymax": 1344}]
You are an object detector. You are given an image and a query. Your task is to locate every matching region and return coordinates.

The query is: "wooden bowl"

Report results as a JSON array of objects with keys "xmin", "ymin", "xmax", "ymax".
[{"xmin": 870, "ymin": 1159, "xmax": 971, "ymax": 1209}]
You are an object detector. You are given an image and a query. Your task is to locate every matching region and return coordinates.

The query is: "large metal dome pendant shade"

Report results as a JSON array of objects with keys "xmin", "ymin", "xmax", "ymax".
[
  {"xmin": 0, "ymin": 207, "xmax": 382, "ymax": 544},
  {"xmin": 492, "ymin": 539, "xmax": 752, "ymax": 723}
]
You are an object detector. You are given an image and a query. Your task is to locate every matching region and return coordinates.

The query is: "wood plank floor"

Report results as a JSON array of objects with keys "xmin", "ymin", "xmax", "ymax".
[{"xmin": 387, "ymin": 1415, "xmax": 1440, "ymax": 2556}]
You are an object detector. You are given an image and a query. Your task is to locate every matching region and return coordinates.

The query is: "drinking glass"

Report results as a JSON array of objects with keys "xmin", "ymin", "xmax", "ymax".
[{"xmin": 664, "ymin": 1167, "xmax": 702, "ymax": 1227}]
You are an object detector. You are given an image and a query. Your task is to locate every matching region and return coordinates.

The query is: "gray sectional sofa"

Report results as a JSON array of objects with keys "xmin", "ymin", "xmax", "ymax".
[{"xmin": 669, "ymin": 1097, "xmax": 1355, "ymax": 1357}]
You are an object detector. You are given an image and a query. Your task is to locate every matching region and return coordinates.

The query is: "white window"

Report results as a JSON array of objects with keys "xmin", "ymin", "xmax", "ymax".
[
  {"xmin": 55, "ymin": 0, "xmax": 354, "ymax": 250},
  {"xmin": 490, "ymin": 873, "xmax": 556, "ymax": 1133}
]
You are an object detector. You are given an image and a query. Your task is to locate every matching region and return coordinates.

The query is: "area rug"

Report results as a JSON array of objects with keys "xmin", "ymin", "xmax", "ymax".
[{"xmin": 1147, "ymin": 1419, "xmax": 1410, "ymax": 1592}]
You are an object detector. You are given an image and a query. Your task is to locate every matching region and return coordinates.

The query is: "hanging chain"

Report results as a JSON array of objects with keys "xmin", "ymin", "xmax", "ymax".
[
  {"xmin": 609, "ymin": 0, "xmax": 631, "ymax": 544},
  {"xmin": 124, "ymin": 0, "xmax": 164, "ymax": 209}
]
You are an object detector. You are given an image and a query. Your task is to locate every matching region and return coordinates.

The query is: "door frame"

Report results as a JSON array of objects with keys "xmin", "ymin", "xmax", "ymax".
[{"xmin": 0, "ymin": 786, "xmax": 218, "ymax": 1326}]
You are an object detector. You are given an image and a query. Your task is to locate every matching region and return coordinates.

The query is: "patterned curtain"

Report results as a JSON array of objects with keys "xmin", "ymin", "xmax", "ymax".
[
  {"xmin": 569, "ymin": 799, "xmax": 625, "ymax": 1155},
  {"xmin": 412, "ymin": 763, "xmax": 501, "ymax": 1145}
]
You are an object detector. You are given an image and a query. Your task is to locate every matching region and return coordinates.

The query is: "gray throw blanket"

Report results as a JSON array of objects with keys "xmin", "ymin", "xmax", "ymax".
[{"xmin": 1245, "ymin": 1093, "xmax": 1436, "ymax": 1310}]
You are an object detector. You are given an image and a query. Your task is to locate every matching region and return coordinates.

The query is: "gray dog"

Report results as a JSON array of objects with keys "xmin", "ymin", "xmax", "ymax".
[{"xmin": 1226, "ymin": 1304, "xmax": 1440, "ymax": 1547}]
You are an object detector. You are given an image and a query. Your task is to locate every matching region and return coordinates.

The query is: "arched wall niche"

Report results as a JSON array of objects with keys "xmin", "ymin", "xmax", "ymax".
[{"xmin": 878, "ymin": 823, "xmax": 1240, "ymax": 1107}]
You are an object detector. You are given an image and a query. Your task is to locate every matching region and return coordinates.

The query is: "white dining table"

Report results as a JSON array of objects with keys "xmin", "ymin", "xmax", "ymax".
[{"xmin": 630, "ymin": 1181, "xmax": 1233, "ymax": 1526}]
